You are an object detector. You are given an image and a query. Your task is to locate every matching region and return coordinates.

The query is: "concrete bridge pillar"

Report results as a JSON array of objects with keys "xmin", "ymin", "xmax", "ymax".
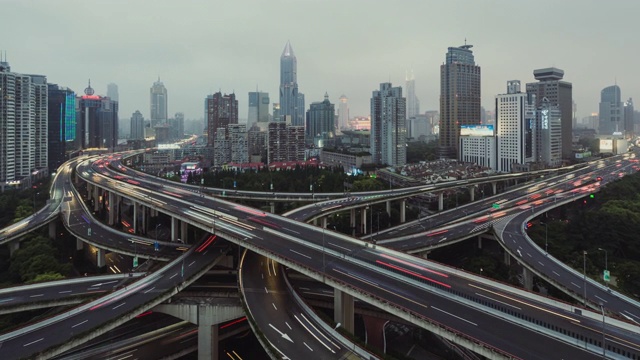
[
  {"xmin": 400, "ymin": 200, "xmax": 406, "ymax": 223},
  {"xmin": 198, "ymin": 320, "xmax": 219, "ymax": 360},
  {"xmin": 321, "ymin": 217, "xmax": 327, "ymax": 229},
  {"xmin": 115, "ymin": 194, "xmax": 122, "ymax": 225},
  {"xmin": 181, "ymin": 220, "xmax": 189, "ymax": 243},
  {"xmin": 48, "ymin": 222, "xmax": 57, "ymax": 239},
  {"xmin": 133, "ymin": 201, "xmax": 138, "ymax": 234},
  {"xmin": 269, "ymin": 202, "xmax": 275, "ymax": 214},
  {"xmin": 171, "ymin": 217, "xmax": 179, "ymax": 241},
  {"xmin": 469, "ymin": 186, "xmax": 475, "ymax": 202},
  {"xmin": 478, "ymin": 236, "xmax": 482, "ymax": 249},
  {"xmin": 334, "ymin": 289, "xmax": 354, "ymax": 333},
  {"xmin": 350, "ymin": 208, "xmax": 356, "ymax": 236},
  {"xmin": 492, "ymin": 181, "xmax": 497, "ymax": 195},
  {"xmin": 360, "ymin": 208, "xmax": 367, "ymax": 235},
  {"xmin": 385, "ymin": 201, "xmax": 391, "ymax": 216},
  {"xmin": 362, "ymin": 315, "xmax": 388, "ymax": 353},
  {"xmin": 503, "ymin": 250, "xmax": 511, "ymax": 266},
  {"xmin": 522, "ymin": 267, "xmax": 534, "ymax": 291},
  {"xmin": 438, "ymin": 192, "xmax": 444, "ymax": 211},
  {"xmin": 93, "ymin": 186, "xmax": 100, "ymax": 212},
  {"xmin": 97, "ymin": 248, "xmax": 106, "ymax": 268},
  {"xmin": 108, "ymin": 192, "xmax": 116, "ymax": 225},
  {"xmin": 76, "ymin": 238, "xmax": 84, "ymax": 251},
  {"xmin": 8, "ymin": 240, "xmax": 20, "ymax": 256}
]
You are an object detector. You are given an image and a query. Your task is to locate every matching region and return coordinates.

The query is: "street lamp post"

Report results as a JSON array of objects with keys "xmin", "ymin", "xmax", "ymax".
[
  {"xmin": 322, "ymin": 226, "xmax": 326, "ymax": 275},
  {"xmin": 544, "ymin": 222, "xmax": 548, "ymax": 255},
  {"xmin": 600, "ymin": 303, "xmax": 606, "ymax": 359},
  {"xmin": 598, "ymin": 247, "xmax": 608, "ymax": 287},
  {"xmin": 583, "ymin": 250, "xmax": 588, "ymax": 306}
]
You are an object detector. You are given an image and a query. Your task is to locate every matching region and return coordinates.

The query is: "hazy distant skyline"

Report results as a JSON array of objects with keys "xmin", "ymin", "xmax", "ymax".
[{"xmin": 2, "ymin": 0, "xmax": 638, "ymax": 122}]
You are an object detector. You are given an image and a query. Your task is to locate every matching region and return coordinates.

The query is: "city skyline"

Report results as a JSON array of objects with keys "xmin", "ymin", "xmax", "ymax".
[{"xmin": 2, "ymin": 0, "xmax": 638, "ymax": 122}]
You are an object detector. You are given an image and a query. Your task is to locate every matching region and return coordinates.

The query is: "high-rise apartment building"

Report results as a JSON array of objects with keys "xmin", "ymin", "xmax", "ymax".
[
  {"xmin": 248, "ymin": 91, "xmax": 270, "ymax": 125},
  {"xmin": 370, "ymin": 83, "xmax": 407, "ymax": 166},
  {"xmin": 406, "ymin": 70, "xmax": 420, "ymax": 119},
  {"xmin": 598, "ymin": 85, "xmax": 623, "ymax": 135},
  {"xmin": 76, "ymin": 81, "xmax": 119, "ymax": 150},
  {"xmin": 170, "ymin": 112, "xmax": 185, "ymax": 140},
  {"xmin": 494, "ymin": 81, "xmax": 536, "ymax": 173},
  {"xmin": 0, "ymin": 59, "xmax": 50, "ymax": 191},
  {"xmin": 306, "ymin": 93, "xmax": 335, "ymax": 146},
  {"xmin": 439, "ymin": 44, "xmax": 481, "ymax": 159},
  {"xmin": 624, "ymin": 98, "xmax": 635, "ymax": 139},
  {"xmin": 205, "ymin": 92, "xmax": 238, "ymax": 147},
  {"xmin": 279, "ymin": 42, "xmax": 304, "ymax": 125},
  {"xmin": 47, "ymin": 84, "xmax": 76, "ymax": 172},
  {"xmin": 229, "ymin": 124, "xmax": 248, "ymax": 164},
  {"xmin": 526, "ymin": 68, "xmax": 572, "ymax": 159},
  {"xmin": 248, "ymin": 124, "xmax": 267, "ymax": 162},
  {"xmin": 150, "ymin": 77, "xmax": 168, "ymax": 127},
  {"xmin": 267, "ymin": 122, "xmax": 304, "ymax": 164},
  {"xmin": 337, "ymin": 95, "xmax": 349, "ymax": 133},
  {"xmin": 130, "ymin": 110, "xmax": 145, "ymax": 140},
  {"xmin": 107, "ymin": 83, "xmax": 119, "ymax": 102}
]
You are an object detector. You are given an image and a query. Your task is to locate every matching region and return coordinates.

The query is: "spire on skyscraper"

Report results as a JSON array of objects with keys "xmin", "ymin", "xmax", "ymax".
[{"xmin": 282, "ymin": 41, "xmax": 295, "ymax": 58}]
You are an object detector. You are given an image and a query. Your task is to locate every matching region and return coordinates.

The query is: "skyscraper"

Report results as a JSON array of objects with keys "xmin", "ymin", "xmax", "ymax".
[
  {"xmin": 150, "ymin": 77, "xmax": 168, "ymax": 127},
  {"xmin": 206, "ymin": 92, "xmax": 238, "ymax": 147},
  {"xmin": 76, "ymin": 81, "xmax": 119, "ymax": 150},
  {"xmin": 439, "ymin": 44, "xmax": 481, "ymax": 159},
  {"xmin": 107, "ymin": 83, "xmax": 119, "ymax": 102},
  {"xmin": 536, "ymin": 97, "xmax": 562, "ymax": 167},
  {"xmin": 495, "ymin": 81, "xmax": 536, "ymax": 173},
  {"xmin": 624, "ymin": 98, "xmax": 634, "ymax": 139},
  {"xmin": 279, "ymin": 42, "xmax": 303, "ymax": 125},
  {"xmin": 248, "ymin": 91, "xmax": 270, "ymax": 125},
  {"xmin": 370, "ymin": 83, "xmax": 407, "ymax": 166},
  {"xmin": 47, "ymin": 84, "xmax": 76, "ymax": 172},
  {"xmin": 130, "ymin": 110, "xmax": 145, "ymax": 140},
  {"xmin": 406, "ymin": 70, "xmax": 420, "ymax": 119},
  {"xmin": 526, "ymin": 67, "xmax": 572, "ymax": 159},
  {"xmin": 337, "ymin": 95, "xmax": 349, "ymax": 133},
  {"xmin": 306, "ymin": 93, "xmax": 335, "ymax": 146},
  {"xmin": 598, "ymin": 85, "xmax": 623, "ymax": 135},
  {"xmin": 267, "ymin": 122, "xmax": 305, "ymax": 164}
]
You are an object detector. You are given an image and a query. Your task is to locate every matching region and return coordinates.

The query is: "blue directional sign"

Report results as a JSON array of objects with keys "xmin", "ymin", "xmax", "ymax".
[{"xmin": 154, "ymin": 241, "xmax": 159, "ymax": 251}]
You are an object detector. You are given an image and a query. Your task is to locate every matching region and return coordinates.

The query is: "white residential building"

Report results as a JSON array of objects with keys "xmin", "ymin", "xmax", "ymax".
[{"xmin": 495, "ymin": 80, "xmax": 536, "ymax": 172}]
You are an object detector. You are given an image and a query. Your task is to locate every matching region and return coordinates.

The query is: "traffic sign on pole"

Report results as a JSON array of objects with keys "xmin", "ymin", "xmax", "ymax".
[
  {"xmin": 604, "ymin": 270, "xmax": 610, "ymax": 282},
  {"xmin": 133, "ymin": 256, "xmax": 138, "ymax": 267}
]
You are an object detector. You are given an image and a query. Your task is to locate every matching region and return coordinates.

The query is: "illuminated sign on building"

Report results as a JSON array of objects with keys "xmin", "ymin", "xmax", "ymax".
[
  {"xmin": 541, "ymin": 109, "xmax": 549, "ymax": 130},
  {"xmin": 460, "ymin": 125, "xmax": 494, "ymax": 136},
  {"xmin": 64, "ymin": 92, "xmax": 76, "ymax": 142},
  {"xmin": 600, "ymin": 139, "xmax": 613, "ymax": 152}
]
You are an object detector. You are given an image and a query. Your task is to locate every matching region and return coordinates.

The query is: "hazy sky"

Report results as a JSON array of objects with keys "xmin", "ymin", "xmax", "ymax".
[{"xmin": 2, "ymin": 0, "xmax": 638, "ymax": 123}]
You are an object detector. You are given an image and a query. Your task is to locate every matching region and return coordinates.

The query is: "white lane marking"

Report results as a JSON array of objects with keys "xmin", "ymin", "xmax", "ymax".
[
  {"xmin": 571, "ymin": 282, "xmax": 581, "ymax": 288},
  {"xmin": 261, "ymin": 273, "xmax": 264, "ymax": 279},
  {"xmin": 431, "ymin": 306, "xmax": 477, "ymax": 326},
  {"xmin": 90, "ymin": 280, "xmax": 118, "ymax": 287},
  {"xmin": 300, "ymin": 313, "xmax": 340, "ymax": 349},
  {"xmin": 285, "ymin": 322, "xmax": 292, "ymax": 330},
  {"xmin": 170, "ymin": 273, "xmax": 178, "ymax": 279},
  {"xmin": 265, "ymin": 287, "xmax": 269, "ymax": 294},
  {"xmin": 72, "ymin": 320, "xmax": 88, "ymax": 328},
  {"xmin": 328, "ymin": 242, "xmax": 350, "ymax": 252},
  {"xmin": 303, "ymin": 342, "xmax": 313, "ymax": 351},
  {"xmin": 475, "ymin": 293, "xmax": 521, "ymax": 310},
  {"xmin": 188, "ymin": 260, "xmax": 195, "ymax": 267},
  {"xmin": 552, "ymin": 271, "xmax": 561, "ymax": 276},
  {"xmin": 538, "ymin": 261, "xmax": 545, "ymax": 266},
  {"xmin": 144, "ymin": 286, "xmax": 155, "ymax": 294},
  {"xmin": 29, "ymin": 294, "xmax": 44, "ymax": 298},
  {"xmin": 59, "ymin": 290, "xmax": 72, "ymax": 294},
  {"xmin": 203, "ymin": 250, "xmax": 208, "ymax": 256},
  {"xmin": 272, "ymin": 303, "xmax": 278, "ymax": 310},
  {"xmin": 290, "ymin": 249, "xmax": 311, "ymax": 259},
  {"xmin": 595, "ymin": 295, "xmax": 608, "ymax": 303},
  {"xmin": 112, "ymin": 302, "xmax": 126, "ymax": 310},
  {"xmin": 527, "ymin": 253, "xmax": 532, "ymax": 258},
  {"xmin": 284, "ymin": 228, "xmax": 300, "ymax": 234},
  {"xmin": 624, "ymin": 310, "xmax": 640, "ymax": 320},
  {"xmin": 0, "ymin": 298, "xmax": 14, "ymax": 303},
  {"xmin": 23, "ymin": 338, "xmax": 44, "ymax": 347},
  {"xmin": 268, "ymin": 323, "xmax": 293, "ymax": 343}
]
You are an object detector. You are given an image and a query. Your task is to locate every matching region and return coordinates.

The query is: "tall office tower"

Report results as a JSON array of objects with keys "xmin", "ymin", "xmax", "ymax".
[
  {"xmin": 439, "ymin": 44, "xmax": 481, "ymax": 159},
  {"xmin": 267, "ymin": 122, "xmax": 305, "ymax": 164},
  {"xmin": 248, "ymin": 91, "xmax": 270, "ymax": 125},
  {"xmin": 248, "ymin": 124, "xmax": 267, "ymax": 162},
  {"xmin": 279, "ymin": 41, "xmax": 303, "ymax": 125},
  {"xmin": 526, "ymin": 68, "xmax": 572, "ymax": 159},
  {"xmin": 205, "ymin": 92, "xmax": 238, "ymax": 147},
  {"xmin": 305, "ymin": 92, "xmax": 335, "ymax": 146},
  {"xmin": 495, "ymin": 81, "xmax": 536, "ymax": 173},
  {"xmin": 150, "ymin": 77, "xmax": 168, "ymax": 127},
  {"xmin": 171, "ymin": 112, "xmax": 185, "ymax": 139},
  {"xmin": 229, "ymin": 124, "xmax": 248, "ymax": 163},
  {"xmin": 47, "ymin": 84, "xmax": 76, "ymax": 172},
  {"xmin": 370, "ymin": 83, "xmax": 407, "ymax": 166},
  {"xmin": 130, "ymin": 110, "xmax": 145, "ymax": 140},
  {"xmin": 107, "ymin": 83, "xmax": 119, "ymax": 102},
  {"xmin": 272, "ymin": 103, "xmax": 281, "ymax": 123},
  {"xmin": 536, "ymin": 97, "xmax": 562, "ymax": 167},
  {"xmin": 598, "ymin": 85, "xmax": 623, "ymax": 135},
  {"xmin": 76, "ymin": 81, "xmax": 119, "ymax": 150},
  {"xmin": 337, "ymin": 95, "xmax": 349, "ymax": 133},
  {"xmin": 624, "ymin": 98, "xmax": 634, "ymax": 139},
  {"xmin": 405, "ymin": 70, "xmax": 420, "ymax": 119}
]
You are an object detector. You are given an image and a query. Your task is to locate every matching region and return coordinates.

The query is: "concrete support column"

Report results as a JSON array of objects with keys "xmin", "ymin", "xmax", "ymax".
[
  {"xmin": 93, "ymin": 186, "xmax": 100, "ymax": 212},
  {"xmin": 48, "ymin": 222, "xmax": 57, "ymax": 239},
  {"xmin": 492, "ymin": 181, "xmax": 497, "ymax": 195},
  {"xmin": 400, "ymin": 200, "xmax": 406, "ymax": 223},
  {"xmin": 97, "ymin": 248, "xmax": 106, "ymax": 268},
  {"xmin": 522, "ymin": 267, "xmax": 534, "ymax": 291},
  {"xmin": 141, "ymin": 205, "xmax": 147, "ymax": 235},
  {"xmin": 360, "ymin": 208, "xmax": 367, "ymax": 235},
  {"xmin": 115, "ymin": 194, "xmax": 121, "ymax": 224},
  {"xmin": 108, "ymin": 192, "xmax": 115, "ymax": 225},
  {"xmin": 420, "ymin": 251, "xmax": 430, "ymax": 260},
  {"xmin": 504, "ymin": 250, "xmax": 511, "ymax": 266},
  {"xmin": 350, "ymin": 208, "xmax": 356, "ymax": 237},
  {"xmin": 181, "ymin": 221, "xmax": 189, "ymax": 243},
  {"xmin": 171, "ymin": 217, "xmax": 179, "ymax": 241},
  {"xmin": 334, "ymin": 289, "xmax": 354, "ymax": 333},
  {"xmin": 76, "ymin": 238, "xmax": 84, "ymax": 251},
  {"xmin": 313, "ymin": 218, "xmax": 318, "ymax": 226},
  {"xmin": 198, "ymin": 305, "xmax": 220, "ymax": 360},
  {"xmin": 269, "ymin": 202, "xmax": 275, "ymax": 214},
  {"xmin": 469, "ymin": 186, "xmax": 475, "ymax": 202},
  {"xmin": 385, "ymin": 201, "xmax": 391, "ymax": 215},
  {"xmin": 438, "ymin": 192, "xmax": 444, "ymax": 211},
  {"xmin": 133, "ymin": 201, "xmax": 138, "ymax": 234},
  {"xmin": 321, "ymin": 217, "xmax": 327, "ymax": 229},
  {"xmin": 478, "ymin": 236, "xmax": 482, "ymax": 249},
  {"xmin": 8, "ymin": 240, "xmax": 20, "ymax": 256}
]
